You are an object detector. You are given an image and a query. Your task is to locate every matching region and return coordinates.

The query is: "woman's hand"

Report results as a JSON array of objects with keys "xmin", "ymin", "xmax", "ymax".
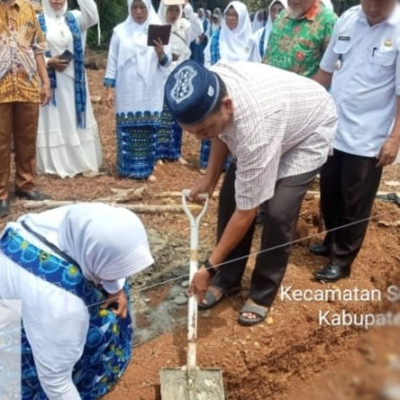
[
  {"xmin": 100, "ymin": 289, "xmax": 128, "ymax": 318},
  {"xmin": 153, "ymin": 38, "xmax": 165, "ymax": 61},
  {"xmin": 47, "ymin": 55, "xmax": 70, "ymax": 72},
  {"xmin": 188, "ymin": 266, "xmax": 211, "ymax": 303}
]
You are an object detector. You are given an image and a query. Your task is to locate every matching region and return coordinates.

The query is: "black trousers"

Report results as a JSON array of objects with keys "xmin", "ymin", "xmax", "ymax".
[
  {"xmin": 213, "ymin": 162, "xmax": 318, "ymax": 307},
  {"xmin": 320, "ymin": 149, "xmax": 382, "ymax": 267}
]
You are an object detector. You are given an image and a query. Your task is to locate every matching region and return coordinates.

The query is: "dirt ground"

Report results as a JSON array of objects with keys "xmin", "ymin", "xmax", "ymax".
[{"xmin": 2, "ymin": 64, "xmax": 400, "ymax": 400}]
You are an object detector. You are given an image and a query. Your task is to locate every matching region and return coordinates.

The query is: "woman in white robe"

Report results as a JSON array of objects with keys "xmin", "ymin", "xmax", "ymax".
[
  {"xmin": 156, "ymin": 0, "xmax": 202, "ymax": 162},
  {"xmin": 104, "ymin": 0, "xmax": 170, "ymax": 180},
  {"xmin": 0, "ymin": 203, "xmax": 154, "ymax": 400},
  {"xmin": 200, "ymin": 1, "xmax": 252, "ymax": 170},
  {"xmin": 37, "ymin": 0, "xmax": 102, "ymax": 178},
  {"xmin": 251, "ymin": 9, "xmax": 265, "ymax": 32},
  {"xmin": 248, "ymin": 0, "xmax": 287, "ymax": 62}
]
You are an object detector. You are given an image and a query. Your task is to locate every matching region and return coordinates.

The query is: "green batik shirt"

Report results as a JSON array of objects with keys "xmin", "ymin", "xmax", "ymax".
[{"xmin": 264, "ymin": 1, "xmax": 337, "ymax": 77}]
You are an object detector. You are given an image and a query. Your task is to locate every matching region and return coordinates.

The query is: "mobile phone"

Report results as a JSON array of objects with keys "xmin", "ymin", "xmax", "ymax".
[{"xmin": 59, "ymin": 49, "xmax": 74, "ymax": 62}]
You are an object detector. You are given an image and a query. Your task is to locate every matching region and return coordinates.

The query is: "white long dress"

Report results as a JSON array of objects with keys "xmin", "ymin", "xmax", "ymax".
[{"xmin": 37, "ymin": 0, "xmax": 102, "ymax": 178}]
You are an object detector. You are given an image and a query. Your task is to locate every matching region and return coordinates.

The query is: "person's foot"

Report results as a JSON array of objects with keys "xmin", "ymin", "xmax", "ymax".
[
  {"xmin": 178, "ymin": 157, "xmax": 188, "ymax": 166},
  {"xmin": 309, "ymin": 242, "xmax": 329, "ymax": 256},
  {"xmin": 238, "ymin": 299, "xmax": 269, "ymax": 327},
  {"xmin": 198, "ymin": 285, "xmax": 241, "ymax": 310},
  {"xmin": 15, "ymin": 190, "xmax": 51, "ymax": 201},
  {"xmin": 314, "ymin": 263, "xmax": 351, "ymax": 283},
  {"xmin": 82, "ymin": 170, "xmax": 100, "ymax": 178},
  {"xmin": 0, "ymin": 199, "xmax": 10, "ymax": 218}
]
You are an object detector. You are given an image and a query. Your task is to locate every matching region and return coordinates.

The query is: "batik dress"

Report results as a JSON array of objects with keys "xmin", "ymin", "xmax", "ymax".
[
  {"xmin": 0, "ymin": 227, "xmax": 132, "ymax": 400},
  {"xmin": 104, "ymin": 1, "xmax": 170, "ymax": 179}
]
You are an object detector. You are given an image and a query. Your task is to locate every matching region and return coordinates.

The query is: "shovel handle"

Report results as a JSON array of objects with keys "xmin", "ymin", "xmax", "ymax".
[
  {"xmin": 182, "ymin": 189, "xmax": 209, "ymax": 370},
  {"xmin": 182, "ymin": 189, "xmax": 209, "ymax": 230}
]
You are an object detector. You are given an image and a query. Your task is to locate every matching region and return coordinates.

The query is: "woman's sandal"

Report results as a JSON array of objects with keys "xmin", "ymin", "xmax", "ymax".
[
  {"xmin": 198, "ymin": 285, "xmax": 241, "ymax": 310},
  {"xmin": 238, "ymin": 303, "xmax": 269, "ymax": 327}
]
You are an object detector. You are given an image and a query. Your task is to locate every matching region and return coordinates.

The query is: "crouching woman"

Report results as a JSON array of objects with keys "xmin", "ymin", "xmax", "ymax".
[{"xmin": 0, "ymin": 203, "xmax": 154, "ymax": 399}]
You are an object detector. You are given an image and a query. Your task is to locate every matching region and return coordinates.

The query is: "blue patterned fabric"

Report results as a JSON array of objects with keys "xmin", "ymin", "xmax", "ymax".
[
  {"xmin": 157, "ymin": 101, "xmax": 182, "ymax": 161},
  {"xmin": 199, "ymin": 30, "xmax": 224, "ymax": 169},
  {"xmin": 259, "ymin": 27, "xmax": 266, "ymax": 58},
  {"xmin": 103, "ymin": 78, "xmax": 116, "ymax": 88},
  {"xmin": 210, "ymin": 30, "xmax": 221, "ymax": 65},
  {"xmin": 116, "ymin": 111, "xmax": 160, "ymax": 179},
  {"xmin": 38, "ymin": 12, "xmax": 87, "ymax": 129},
  {"xmin": 0, "ymin": 229, "xmax": 133, "ymax": 400},
  {"xmin": 199, "ymin": 139, "xmax": 232, "ymax": 171}
]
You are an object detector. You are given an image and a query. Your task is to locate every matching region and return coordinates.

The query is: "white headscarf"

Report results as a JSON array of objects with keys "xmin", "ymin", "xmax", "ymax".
[
  {"xmin": 114, "ymin": 0, "xmax": 162, "ymax": 84},
  {"xmin": 262, "ymin": 0, "xmax": 287, "ymax": 53},
  {"xmin": 41, "ymin": 0, "xmax": 70, "ymax": 51},
  {"xmin": 220, "ymin": 1, "xmax": 252, "ymax": 62},
  {"xmin": 252, "ymin": 10, "xmax": 265, "ymax": 32},
  {"xmin": 42, "ymin": 0, "xmax": 67, "ymax": 18},
  {"xmin": 20, "ymin": 203, "xmax": 154, "ymax": 285}
]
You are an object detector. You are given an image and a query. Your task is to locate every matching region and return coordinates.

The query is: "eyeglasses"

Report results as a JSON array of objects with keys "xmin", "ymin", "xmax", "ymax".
[{"xmin": 224, "ymin": 12, "xmax": 238, "ymax": 19}]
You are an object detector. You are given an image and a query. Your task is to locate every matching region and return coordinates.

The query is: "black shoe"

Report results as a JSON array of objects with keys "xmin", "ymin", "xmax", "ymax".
[
  {"xmin": 0, "ymin": 199, "xmax": 10, "ymax": 218},
  {"xmin": 15, "ymin": 189, "xmax": 51, "ymax": 201},
  {"xmin": 309, "ymin": 242, "xmax": 329, "ymax": 257},
  {"xmin": 314, "ymin": 263, "xmax": 351, "ymax": 283}
]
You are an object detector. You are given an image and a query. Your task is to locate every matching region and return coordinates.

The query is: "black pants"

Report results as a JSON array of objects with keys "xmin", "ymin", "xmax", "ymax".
[
  {"xmin": 213, "ymin": 162, "xmax": 318, "ymax": 307},
  {"xmin": 320, "ymin": 149, "xmax": 382, "ymax": 267}
]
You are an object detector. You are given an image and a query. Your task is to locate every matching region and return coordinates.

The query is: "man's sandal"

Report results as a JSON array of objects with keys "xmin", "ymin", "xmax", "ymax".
[
  {"xmin": 238, "ymin": 304, "xmax": 269, "ymax": 327},
  {"xmin": 198, "ymin": 285, "xmax": 241, "ymax": 310}
]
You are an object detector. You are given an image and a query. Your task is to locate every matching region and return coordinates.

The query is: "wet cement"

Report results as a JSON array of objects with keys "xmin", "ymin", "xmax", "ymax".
[
  {"xmin": 129, "ymin": 228, "xmax": 213, "ymax": 345},
  {"xmin": 160, "ymin": 367, "xmax": 225, "ymax": 400}
]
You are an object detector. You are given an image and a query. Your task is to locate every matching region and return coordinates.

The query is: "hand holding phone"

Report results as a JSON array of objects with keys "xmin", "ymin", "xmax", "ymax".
[{"xmin": 59, "ymin": 49, "xmax": 74, "ymax": 62}]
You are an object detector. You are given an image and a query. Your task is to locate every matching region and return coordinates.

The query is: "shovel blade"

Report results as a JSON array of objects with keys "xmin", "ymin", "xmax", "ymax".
[{"xmin": 160, "ymin": 367, "xmax": 225, "ymax": 400}]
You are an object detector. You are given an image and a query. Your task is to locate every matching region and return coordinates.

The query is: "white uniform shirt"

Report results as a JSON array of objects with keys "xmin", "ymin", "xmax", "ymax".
[
  {"xmin": 211, "ymin": 62, "xmax": 337, "ymax": 210},
  {"xmin": 320, "ymin": 4, "xmax": 400, "ymax": 157}
]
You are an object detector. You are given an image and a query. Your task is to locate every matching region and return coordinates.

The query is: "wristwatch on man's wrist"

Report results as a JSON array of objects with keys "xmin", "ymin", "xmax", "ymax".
[{"xmin": 203, "ymin": 259, "xmax": 218, "ymax": 278}]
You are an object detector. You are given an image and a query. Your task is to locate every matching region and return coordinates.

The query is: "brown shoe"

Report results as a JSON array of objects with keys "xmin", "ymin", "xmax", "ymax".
[{"xmin": 15, "ymin": 190, "xmax": 51, "ymax": 201}]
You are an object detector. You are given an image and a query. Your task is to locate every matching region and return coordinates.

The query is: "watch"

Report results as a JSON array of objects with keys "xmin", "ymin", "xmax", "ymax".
[{"xmin": 204, "ymin": 259, "xmax": 219, "ymax": 278}]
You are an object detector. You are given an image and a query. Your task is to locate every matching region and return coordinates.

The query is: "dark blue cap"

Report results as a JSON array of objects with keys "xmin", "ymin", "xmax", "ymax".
[{"xmin": 164, "ymin": 60, "xmax": 220, "ymax": 125}]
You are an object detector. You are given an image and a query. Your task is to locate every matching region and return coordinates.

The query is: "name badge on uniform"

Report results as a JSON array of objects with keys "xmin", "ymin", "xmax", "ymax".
[{"xmin": 338, "ymin": 35, "xmax": 350, "ymax": 41}]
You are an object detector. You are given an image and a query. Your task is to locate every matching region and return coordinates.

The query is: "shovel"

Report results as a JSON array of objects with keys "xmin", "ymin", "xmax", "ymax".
[{"xmin": 160, "ymin": 189, "xmax": 225, "ymax": 400}]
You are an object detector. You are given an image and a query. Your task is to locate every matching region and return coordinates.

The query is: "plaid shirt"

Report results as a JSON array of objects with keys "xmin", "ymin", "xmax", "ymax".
[
  {"xmin": 212, "ymin": 62, "xmax": 337, "ymax": 210},
  {"xmin": 0, "ymin": 0, "xmax": 47, "ymax": 103}
]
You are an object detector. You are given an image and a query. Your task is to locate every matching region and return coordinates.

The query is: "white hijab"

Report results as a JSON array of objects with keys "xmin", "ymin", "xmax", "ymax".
[
  {"xmin": 252, "ymin": 10, "xmax": 265, "ymax": 32},
  {"xmin": 114, "ymin": 0, "xmax": 162, "ymax": 84},
  {"xmin": 41, "ymin": 0, "xmax": 70, "ymax": 51},
  {"xmin": 262, "ymin": 0, "xmax": 287, "ymax": 53},
  {"xmin": 157, "ymin": 1, "xmax": 190, "ymax": 59},
  {"xmin": 20, "ymin": 203, "xmax": 154, "ymax": 285},
  {"xmin": 220, "ymin": 1, "xmax": 252, "ymax": 62},
  {"xmin": 42, "ymin": 0, "xmax": 68, "ymax": 19}
]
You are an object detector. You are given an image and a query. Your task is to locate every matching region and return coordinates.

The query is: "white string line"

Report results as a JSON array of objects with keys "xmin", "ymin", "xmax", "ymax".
[{"xmin": 86, "ymin": 204, "xmax": 399, "ymax": 309}]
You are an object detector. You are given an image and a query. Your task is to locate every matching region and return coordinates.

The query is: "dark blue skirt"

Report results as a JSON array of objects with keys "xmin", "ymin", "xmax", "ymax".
[{"xmin": 116, "ymin": 111, "xmax": 160, "ymax": 179}]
